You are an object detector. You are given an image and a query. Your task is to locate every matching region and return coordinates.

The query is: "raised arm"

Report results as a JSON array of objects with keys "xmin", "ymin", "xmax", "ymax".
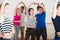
[
  {"xmin": 14, "ymin": 3, "xmax": 19, "ymax": 15},
  {"xmin": 52, "ymin": 0, "xmax": 58, "ymax": 19},
  {"xmin": 19, "ymin": 2, "xmax": 26, "ymax": 9},
  {"xmin": 40, "ymin": 3, "xmax": 46, "ymax": 12},
  {"xmin": 1, "ymin": 0, "xmax": 7, "ymax": 15},
  {"xmin": 27, "ymin": 2, "xmax": 39, "ymax": 8}
]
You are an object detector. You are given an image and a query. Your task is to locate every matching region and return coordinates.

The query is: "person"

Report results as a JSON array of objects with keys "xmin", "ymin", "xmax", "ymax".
[
  {"xmin": 0, "ymin": 0, "xmax": 15, "ymax": 40},
  {"xmin": 52, "ymin": 0, "xmax": 60, "ymax": 40},
  {"xmin": 0, "ymin": 3, "xmax": 4, "ymax": 40},
  {"xmin": 13, "ymin": 4, "xmax": 22, "ymax": 40},
  {"xmin": 35, "ymin": 3, "xmax": 47, "ymax": 40},
  {"xmin": 25, "ymin": 7, "xmax": 36, "ymax": 40},
  {"xmin": 19, "ymin": 2, "xmax": 26, "ymax": 40}
]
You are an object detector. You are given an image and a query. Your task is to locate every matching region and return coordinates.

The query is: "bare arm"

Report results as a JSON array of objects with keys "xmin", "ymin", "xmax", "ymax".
[
  {"xmin": 40, "ymin": 3, "xmax": 46, "ymax": 12},
  {"xmin": 1, "ymin": 0, "xmax": 7, "ymax": 15},
  {"xmin": 19, "ymin": 2, "xmax": 26, "ymax": 9},
  {"xmin": 27, "ymin": 2, "xmax": 39, "ymax": 8},
  {"xmin": 52, "ymin": 0, "xmax": 58, "ymax": 19}
]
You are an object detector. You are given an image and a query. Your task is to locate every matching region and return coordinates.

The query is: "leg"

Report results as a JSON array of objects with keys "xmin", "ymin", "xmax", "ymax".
[
  {"xmin": 31, "ymin": 29, "xmax": 36, "ymax": 40},
  {"xmin": 4, "ymin": 39, "xmax": 11, "ymax": 40},
  {"xmin": 36, "ymin": 29, "xmax": 42, "ymax": 40},
  {"xmin": 42, "ymin": 28, "xmax": 47, "ymax": 40},
  {"xmin": 0, "ymin": 37, "xmax": 4, "ymax": 40},
  {"xmin": 14, "ymin": 26, "xmax": 20, "ymax": 40},
  {"xmin": 20, "ymin": 27, "xmax": 25, "ymax": 40},
  {"xmin": 25, "ymin": 29, "xmax": 30, "ymax": 40}
]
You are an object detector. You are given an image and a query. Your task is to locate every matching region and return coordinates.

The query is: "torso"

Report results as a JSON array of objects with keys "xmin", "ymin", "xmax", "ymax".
[
  {"xmin": 2, "ymin": 16, "xmax": 13, "ymax": 38},
  {"xmin": 52, "ymin": 15, "xmax": 60, "ymax": 32},
  {"xmin": 20, "ymin": 12, "xmax": 25, "ymax": 26},
  {"xmin": 35, "ymin": 12, "xmax": 46, "ymax": 29},
  {"xmin": 13, "ymin": 14, "xmax": 21, "ymax": 26},
  {"xmin": 27, "ymin": 16, "xmax": 36, "ymax": 28}
]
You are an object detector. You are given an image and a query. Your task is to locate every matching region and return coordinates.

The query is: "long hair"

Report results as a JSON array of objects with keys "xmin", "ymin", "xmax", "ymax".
[{"xmin": 0, "ymin": 4, "xmax": 2, "ymax": 9}]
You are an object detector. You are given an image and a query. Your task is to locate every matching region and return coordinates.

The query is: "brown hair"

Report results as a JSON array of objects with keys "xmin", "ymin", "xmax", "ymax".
[
  {"xmin": 37, "ymin": 6, "xmax": 43, "ymax": 11},
  {"xmin": 28, "ymin": 8, "xmax": 34, "ymax": 16},
  {"xmin": 4, "ymin": 3, "xmax": 9, "ymax": 8},
  {"xmin": 57, "ymin": 3, "xmax": 60, "ymax": 9},
  {"xmin": 0, "ymin": 4, "xmax": 2, "ymax": 9}
]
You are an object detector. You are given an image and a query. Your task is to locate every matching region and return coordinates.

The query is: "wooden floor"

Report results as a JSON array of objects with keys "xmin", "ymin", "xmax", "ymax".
[{"xmin": 18, "ymin": 38, "xmax": 53, "ymax": 40}]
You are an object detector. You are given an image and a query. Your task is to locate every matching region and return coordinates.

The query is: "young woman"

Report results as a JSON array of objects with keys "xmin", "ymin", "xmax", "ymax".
[
  {"xmin": 17, "ymin": 2, "xmax": 26, "ymax": 40},
  {"xmin": 52, "ymin": 0, "xmax": 60, "ymax": 40},
  {"xmin": 13, "ymin": 4, "xmax": 21, "ymax": 40},
  {"xmin": 25, "ymin": 8, "xmax": 36, "ymax": 40},
  {"xmin": 25, "ymin": 2, "xmax": 38, "ymax": 40}
]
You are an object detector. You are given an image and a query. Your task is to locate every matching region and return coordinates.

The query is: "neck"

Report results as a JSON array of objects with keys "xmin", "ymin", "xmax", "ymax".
[
  {"xmin": 30, "ymin": 15, "xmax": 34, "ymax": 17},
  {"xmin": 57, "ymin": 12, "xmax": 60, "ymax": 16}
]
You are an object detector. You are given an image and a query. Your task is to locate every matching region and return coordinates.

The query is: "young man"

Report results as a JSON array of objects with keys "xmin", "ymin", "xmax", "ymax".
[{"xmin": 35, "ymin": 4, "xmax": 47, "ymax": 40}]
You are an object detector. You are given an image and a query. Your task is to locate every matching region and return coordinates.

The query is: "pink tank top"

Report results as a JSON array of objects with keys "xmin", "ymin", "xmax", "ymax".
[{"xmin": 13, "ymin": 14, "xmax": 21, "ymax": 26}]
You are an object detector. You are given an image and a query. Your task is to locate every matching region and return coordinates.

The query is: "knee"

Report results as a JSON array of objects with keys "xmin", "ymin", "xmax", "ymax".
[{"xmin": 56, "ymin": 32, "xmax": 60, "ymax": 37}]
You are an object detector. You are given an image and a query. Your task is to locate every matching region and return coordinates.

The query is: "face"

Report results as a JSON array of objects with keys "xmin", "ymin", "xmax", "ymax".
[
  {"xmin": 4, "ymin": 5, "xmax": 10, "ymax": 14},
  {"xmin": 57, "ymin": 6, "xmax": 60, "ymax": 14},
  {"xmin": 29, "ymin": 9, "xmax": 34, "ymax": 16},
  {"xmin": 38, "ymin": 8, "xmax": 43, "ymax": 14},
  {"xmin": 20, "ymin": 8, "xmax": 24, "ymax": 13},
  {"xmin": 16, "ymin": 8, "xmax": 20, "ymax": 13}
]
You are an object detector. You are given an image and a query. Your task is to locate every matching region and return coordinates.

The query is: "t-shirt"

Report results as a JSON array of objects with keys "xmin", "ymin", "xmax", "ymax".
[
  {"xmin": 26, "ymin": 16, "xmax": 36, "ymax": 28},
  {"xmin": 35, "ymin": 12, "xmax": 46, "ymax": 29}
]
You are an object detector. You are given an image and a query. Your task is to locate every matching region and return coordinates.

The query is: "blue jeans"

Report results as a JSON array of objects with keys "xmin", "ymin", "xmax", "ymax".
[{"xmin": 14, "ymin": 25, "xmax": 20, "ymax": 40}]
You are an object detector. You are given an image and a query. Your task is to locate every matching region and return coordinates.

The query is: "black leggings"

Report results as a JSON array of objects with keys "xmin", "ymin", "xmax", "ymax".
[
  {"xmin": 36, "ymin": 28, "xmax": 47, "ymax": 40},
  {"xmin": 0, "ymin": 37, "xmax": 4, "ymax": 40},
  {"xmin": 25, "ymin": 28, "xmax": 36, "ymax": 40},
  {"xmin": 4, "ymin": 39, "xmax": 11, "ymax": 40}
]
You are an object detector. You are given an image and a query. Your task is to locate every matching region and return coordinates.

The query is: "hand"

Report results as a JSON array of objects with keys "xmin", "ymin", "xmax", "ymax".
[
  {"xmin": 40, "ymin": 3, "xmax": 44, "ymax": 8},
  {"xmin": 26, "ymin": 23, "xmax": 30, "ymax": 26},
  {"xmin": 19, "ymin": 2, "xmax": 24, "ymax": 4},
  {"xmin": 57, "ymin": 32, "xmax": 60, "ymax": 37},
  {"xmin": 34, "ymin": 2, "xmax": 39, "ymax": 5},
  {"xmin": 31, "ymin": 2, "xmax": 39, "ymax": 5},
  {"xmin": 14, "ymin": 21, "xmax": 20, "ymax": 22}
]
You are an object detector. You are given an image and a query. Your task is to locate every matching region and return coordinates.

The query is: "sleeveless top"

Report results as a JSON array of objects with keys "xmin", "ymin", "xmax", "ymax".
[
  {"xmin": 13, "ymin": 14, "xmax": 21, "ymax": 26},
  {"xmin": 52, "ymin": 15, "xmax": 60, "ymax": 32}
]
